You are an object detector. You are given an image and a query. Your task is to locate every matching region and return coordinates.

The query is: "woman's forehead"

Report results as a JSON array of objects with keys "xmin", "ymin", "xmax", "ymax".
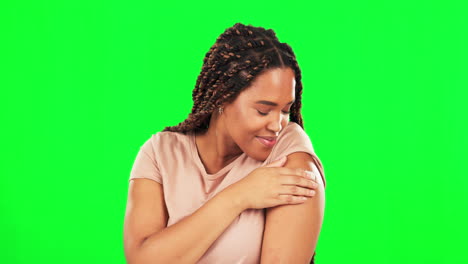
[{"xmin": 240, "ymin": 68, "xmax": 296, "ymax": 102}]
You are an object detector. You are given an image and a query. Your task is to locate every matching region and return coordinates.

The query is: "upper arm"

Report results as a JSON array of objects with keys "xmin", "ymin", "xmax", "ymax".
[
  {"xmin": 260, "ymin": 152, "xmax": 326, "ymax": 264},
  {"xmin": 123, "ymin": 178, "xmax": 169, "ymax": 262}
]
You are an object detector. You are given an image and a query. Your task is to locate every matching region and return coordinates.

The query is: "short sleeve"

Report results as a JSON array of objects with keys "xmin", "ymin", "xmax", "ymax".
[
  {"xmin": 128, "ymin": 135, "xmax": 163, "ymax": 184},
  {"xmin": 264, "ymin": 122, "xmax": 326, "ymax": 188}
]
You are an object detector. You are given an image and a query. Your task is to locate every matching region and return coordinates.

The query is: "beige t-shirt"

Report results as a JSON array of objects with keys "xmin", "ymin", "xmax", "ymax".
[{"xmin": 128, "ymin": 122, "xmax": 326, "ymax": 263}]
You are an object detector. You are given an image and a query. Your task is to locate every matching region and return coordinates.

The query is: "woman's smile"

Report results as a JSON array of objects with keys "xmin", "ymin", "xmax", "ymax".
[{"xmin": 255, "ymin": 136, "xmax": 277, "ymax": 148}]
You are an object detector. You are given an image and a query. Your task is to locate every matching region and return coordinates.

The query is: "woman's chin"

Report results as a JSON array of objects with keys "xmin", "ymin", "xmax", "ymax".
[{"xmin": 244, "ymin": 149, "xmax": 271, "ymax": 163}]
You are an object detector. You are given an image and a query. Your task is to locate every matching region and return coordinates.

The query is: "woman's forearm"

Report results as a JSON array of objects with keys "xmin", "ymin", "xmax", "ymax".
[{"xmin": 131, "ymin": 185, "xmax": 246, "ymax": 264}]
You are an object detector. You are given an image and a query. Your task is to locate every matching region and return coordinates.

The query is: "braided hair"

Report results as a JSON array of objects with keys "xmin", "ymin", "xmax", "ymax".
[{"xmin": 162, "ymin": 22, "xmax": 305, "ymax": 134}]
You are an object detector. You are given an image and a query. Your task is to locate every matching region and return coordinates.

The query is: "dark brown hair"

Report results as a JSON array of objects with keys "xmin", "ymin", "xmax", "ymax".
[{"xmin": 162, "ymin": 22, "xmax": 305, "ymax": 134}]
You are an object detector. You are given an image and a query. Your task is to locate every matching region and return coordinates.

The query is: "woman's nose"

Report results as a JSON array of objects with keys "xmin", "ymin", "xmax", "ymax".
[{"xmin": 267, "ymin": 112, "xmax": 283, "ymax": 133}]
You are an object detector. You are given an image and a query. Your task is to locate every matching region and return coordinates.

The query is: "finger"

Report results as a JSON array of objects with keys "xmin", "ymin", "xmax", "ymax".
[
  {"xmin": 278, "ymin": 194, "xmax": 308, "ymax": 204},
  {"xmin": 277, "ymin": 167, "xmax": 316, "ymax": 181},
  {"xmin": 279, "ymin": 175, "xmax": 318, "ymax": 189},
  {"xmin": 278, "ymin": 185, "xmax": 316, "ymax": 197}
]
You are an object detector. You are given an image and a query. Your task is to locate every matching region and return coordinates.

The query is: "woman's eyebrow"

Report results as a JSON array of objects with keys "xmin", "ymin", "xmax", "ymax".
[{"xmin": 255, "ymin": 100, "xmax": 295, "ymax": 106}]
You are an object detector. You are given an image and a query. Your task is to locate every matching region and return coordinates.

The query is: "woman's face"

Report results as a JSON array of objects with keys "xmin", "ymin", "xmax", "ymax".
[{"xmin": 222, "ymin": 67, "xmax": 296, "ymax": 162}]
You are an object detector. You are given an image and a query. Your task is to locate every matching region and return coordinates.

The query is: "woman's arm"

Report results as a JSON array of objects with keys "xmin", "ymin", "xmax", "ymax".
[
  {"xmin": 260, "ymin": 152, "xmax": 326, "ymax": 263},
  {"xmin": 124, "ymin": 179, "xmax": 245, "ymax": 264}
]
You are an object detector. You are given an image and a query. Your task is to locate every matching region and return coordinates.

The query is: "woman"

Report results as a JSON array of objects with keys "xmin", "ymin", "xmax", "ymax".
[{"xmin": 124, "ymin": 23, "xmax": 326, "ymax": 264}]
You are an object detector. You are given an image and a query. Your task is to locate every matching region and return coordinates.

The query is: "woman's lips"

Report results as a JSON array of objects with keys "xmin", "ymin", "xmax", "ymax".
[{"xmin": 256, "ymin": 136, "xmax": 277, "ymax": 148}]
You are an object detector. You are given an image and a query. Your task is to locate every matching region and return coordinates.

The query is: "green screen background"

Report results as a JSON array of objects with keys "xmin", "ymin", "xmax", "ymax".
[{"xmin": 1, "ymin": 1, "xmax": 466, "ymax": 263}]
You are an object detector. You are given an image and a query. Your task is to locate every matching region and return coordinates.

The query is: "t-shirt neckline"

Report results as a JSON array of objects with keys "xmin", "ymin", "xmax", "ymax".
[{"xmin": 189, "ymin": 132, "xmax": 245, "ymax": 180}]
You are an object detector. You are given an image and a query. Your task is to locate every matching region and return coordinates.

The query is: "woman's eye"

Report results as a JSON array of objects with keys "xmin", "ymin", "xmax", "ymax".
[{"xmin": 257, "ymin": 110, "xmax": 290, "ymax": 116}]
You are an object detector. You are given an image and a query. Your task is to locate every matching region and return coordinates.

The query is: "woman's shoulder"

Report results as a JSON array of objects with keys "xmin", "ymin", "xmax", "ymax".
[
  {"xmin": 276, "ymin": 122, "xmax": 310, "ymax": 144},
  {"xmin": 141, "ymin": 130, "xmax": 191, "ymax": 154},
  {"xmin": 153, "ymin": 130, "xmax": 189, "ymax": 141},
  {"xmin": 282, "ymin": 121, "xmax": 306, "ymax": 134},
  {"xmin": 262, "ymin": 122, "xmax": 313, "ymax": 164}
]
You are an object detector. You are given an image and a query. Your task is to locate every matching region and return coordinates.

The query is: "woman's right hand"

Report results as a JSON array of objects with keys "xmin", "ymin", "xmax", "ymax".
[{"xmin": 229, "ymin": 156, "xmax": 319, "ymax": 210}]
